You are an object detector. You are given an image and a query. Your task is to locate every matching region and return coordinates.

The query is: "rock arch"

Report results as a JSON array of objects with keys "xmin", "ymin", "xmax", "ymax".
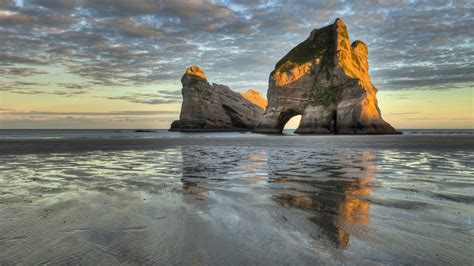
[
  {"xmin": 279, "ymin": 110, "xmax": 302, "ymax": 131},
  {"xmin": 254, "ymin": 18, "xmax": 398, "ymax": 135}
]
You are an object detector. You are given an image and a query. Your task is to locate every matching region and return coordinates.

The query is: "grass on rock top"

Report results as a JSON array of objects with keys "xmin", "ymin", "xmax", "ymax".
[{"xmin": 275, "ymin": 23, "xmax": 335, "ymax": 71}]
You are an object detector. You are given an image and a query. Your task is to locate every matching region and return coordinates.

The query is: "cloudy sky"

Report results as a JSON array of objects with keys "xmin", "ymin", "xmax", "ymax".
[{"xmin": 0, "ymin": 0, "xmax": 472, "ymax": 129}]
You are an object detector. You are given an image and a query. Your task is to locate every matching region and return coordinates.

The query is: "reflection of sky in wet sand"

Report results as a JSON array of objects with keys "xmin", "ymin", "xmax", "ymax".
[{"xmin": 0, "ymin": 145, "xmax": 473, "ymax": 264}]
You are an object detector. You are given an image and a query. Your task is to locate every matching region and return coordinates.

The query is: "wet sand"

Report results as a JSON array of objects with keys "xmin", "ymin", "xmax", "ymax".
[{"xmin": 0, "ymin": 135, "xmax": 473, "ymax": 264}]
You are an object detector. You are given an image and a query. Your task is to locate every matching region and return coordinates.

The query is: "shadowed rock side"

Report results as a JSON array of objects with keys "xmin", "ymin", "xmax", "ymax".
[
  {"xmin": 254, "ymin": 18, "xmax": 398, "ymax": 134},
  {"xmin": 170, "ymin": 66, "xmax": 265, "ymax": 132}
]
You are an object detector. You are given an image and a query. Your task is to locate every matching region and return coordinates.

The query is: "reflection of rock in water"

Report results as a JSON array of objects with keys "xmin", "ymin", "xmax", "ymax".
[
  {"xmin": 179, "ymin": 145, "xmax": 375, "ymax": 249},
  {"xmin": 180, "ymin": 146, "xmax": 211, "ymax": 197},
  {"xmin": 179, "ymin": 146, "xmax": 269, "ymax": 197},
  {"xmin": 272, "ymin": 151, "xmax": 375, "ymax": 249}
]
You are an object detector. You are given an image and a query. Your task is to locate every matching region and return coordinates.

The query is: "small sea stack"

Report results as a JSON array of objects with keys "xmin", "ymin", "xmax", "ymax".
[{"xmin": 170, "ymin": 66, "xmax": 266, "ymax": 132}]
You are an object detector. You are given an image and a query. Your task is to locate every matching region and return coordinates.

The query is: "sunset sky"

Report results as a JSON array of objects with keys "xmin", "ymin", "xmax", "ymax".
[{"xmin": 1, "ymin": 0, "xmax": 472, "ymax": 129}]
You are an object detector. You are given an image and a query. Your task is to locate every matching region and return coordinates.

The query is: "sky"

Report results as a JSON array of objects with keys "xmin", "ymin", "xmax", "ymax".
[{"xmin": 0, "ymin": 0, "xmax": 473, "ymax": 129}]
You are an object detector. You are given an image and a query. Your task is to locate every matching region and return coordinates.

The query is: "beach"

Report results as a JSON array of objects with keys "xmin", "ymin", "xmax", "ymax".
[{"xmin": 0, "ymin": 133, "xmax": 473, "ymax": 264}]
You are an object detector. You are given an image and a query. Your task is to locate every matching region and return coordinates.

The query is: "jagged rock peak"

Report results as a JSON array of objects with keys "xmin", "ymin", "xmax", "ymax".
[
  {"xmin": 239, "ymin": 89, "xmax": 268, "ymax": 110},
  {"xmin": 185, "ymin": 65, "xmax": 207, "ymax": 80}
]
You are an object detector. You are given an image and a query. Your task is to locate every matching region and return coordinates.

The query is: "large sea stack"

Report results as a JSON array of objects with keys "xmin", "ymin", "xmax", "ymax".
[
  {"xmin": 170, "ymin": 66, "xmax": 266, "ymax": 132},
  {"xmin": 254, "ymin": 18, "xmax": 398, "ymax": 134}
]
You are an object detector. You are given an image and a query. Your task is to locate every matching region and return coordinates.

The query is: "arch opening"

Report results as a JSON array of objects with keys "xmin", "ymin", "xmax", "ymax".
[{"xmin": 282, "ymin": 114, "xmax": 302, "ymax": 134}]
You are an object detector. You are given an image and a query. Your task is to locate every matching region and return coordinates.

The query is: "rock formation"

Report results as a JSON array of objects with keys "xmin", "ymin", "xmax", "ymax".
[
  {"xmin": 240, "ymin": 89, "xmax": 268, "ymax": 110},
  {"xmin": 170, "ymin": 66, "xmax": 265, "ymax": 132},
  {"xmin": 254, "ymin": 18, "xmax": 398, "ymax": 134}
]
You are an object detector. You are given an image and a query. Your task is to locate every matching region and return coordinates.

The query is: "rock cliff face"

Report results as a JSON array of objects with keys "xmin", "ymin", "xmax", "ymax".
[
  {"xmin": 170, "ymin": 66, "xmax": 265, "ymax": 132},
  {"xmin": 254, "ymin": 18, "xmax": 398, "ymax": 134}
]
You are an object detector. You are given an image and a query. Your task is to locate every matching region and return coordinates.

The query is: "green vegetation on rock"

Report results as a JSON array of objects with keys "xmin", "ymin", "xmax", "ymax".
[
  {"xmin": 275, "ymin": 24, "xmax": 335, "ymax": 72},
  {"xmin": 278, "ymin": 61, "xmax": 300, "ymax": 72},
  {"xmin": 310, "ymin": 83, "xmax": 343, "ymax": 106}
]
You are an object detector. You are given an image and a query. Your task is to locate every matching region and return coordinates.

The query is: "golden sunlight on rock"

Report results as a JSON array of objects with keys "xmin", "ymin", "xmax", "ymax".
[
  {"xmin": 360, "ymin": 94, "xmax": 382, "ymax": 121},
  {"xmin": 274, "ymin": 61, "xmax": 313, "ymax": 86},
  {"xmin": 185, "ymin": 65, "xmax": 207, "ymax": 79},
  {"xmin": 335, "ymin": 20, "xmax": 372, "ymax": 90},
  {"xmin": 240, "ymin": 89, "xmax": 268, "ymax": 110}
]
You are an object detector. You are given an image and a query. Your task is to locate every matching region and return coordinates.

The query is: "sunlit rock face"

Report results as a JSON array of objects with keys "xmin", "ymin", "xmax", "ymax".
[
  {"xmin": 254, "ymin": 18, "xmax": 398, "ymax": 134},
  {"xmin": 170, "ymin": 66, "xmax": 265, "ymax": 132},
  {"xmin": 240, "ymin": 89, "xmax": 268, "ymax": 110},
  {"xmin": 185, "ymin": 65, "xmax": 207, "ymax": 80}
]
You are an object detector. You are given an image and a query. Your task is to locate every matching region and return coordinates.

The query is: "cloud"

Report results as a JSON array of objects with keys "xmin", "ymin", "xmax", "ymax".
[
  {"xmin": 1, "ymin": 80, "xmax": 93, "ymax": 96},
  {"xmin": 56, "ymin": 82, "xmax": 90, "ymax": 89},
  {"xmin": 106, "ymin": 90, "xmax": 182, "ymax": 105},
  {"xmin": 0, "ymin": 117, "xmax": 174, "ymax": 129},
  {"xmin": 0, "ymin": 52, "xmax": 47, "ymax": 65},
  {"xmin": 0, "ymin": 0, "xmax": 472, "ymax": 96},
  {"xmin": 102, "ymin": 17, "xmax": 165, "ymax": 38},
  {"xmin": 3, "ymin": 110, "xmax": 179, "ymax": 116},
  {"xmin": 31, "ymin": 0, "xmax": 77, "ymax": 10},
  {"xmin": 85, "ymin": 0, "xmax": 162, "ymax": 16},
  {"xmin": 1, "ymin": 89, "xmax": 90, "ymax": 96},
  {"xmin": 0, "ymin": 107, "xmax": 179, "ymax": 128},
  {"xmin": 0, "ymin": 106, "xmax": 14, "ymax": 112},
  {"xmin": 0, "ymin": 9, "xmax": 28, "ymax": 25},
  {"xmin": 2, "ymin": 67, "xmax": 48, "ymax": 76},
  {"xmin": 386, "ymin": 112, "xmax": 420, "ymax": 116}
]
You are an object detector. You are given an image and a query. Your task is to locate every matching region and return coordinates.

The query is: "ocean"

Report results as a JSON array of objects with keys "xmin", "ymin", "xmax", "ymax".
[
  {"xmin": 0, "ymin": 128, "xmax": 473, "ymax": 139},
  {"xmin": 0, "ymin": 130, "xmax": 472, "ymax": 264}
]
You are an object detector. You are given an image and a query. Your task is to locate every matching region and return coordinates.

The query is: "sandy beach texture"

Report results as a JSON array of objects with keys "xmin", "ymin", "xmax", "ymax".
[{"xmin": 0, "ymin": 135, "xmax": 473, "ymax": 264}]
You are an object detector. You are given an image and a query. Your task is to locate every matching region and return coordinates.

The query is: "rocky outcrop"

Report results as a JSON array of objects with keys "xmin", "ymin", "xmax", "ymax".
[
  {"xmin": 170, "ymin": 66, "xmax": 265, "ymax": 132},
  {"xmin": 240, "ymin": 89, "xmax": 268, "ymax": 110},
  {"xmin": 254, "ymin": 18, "xmax": 398, "ymax": 134}
]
